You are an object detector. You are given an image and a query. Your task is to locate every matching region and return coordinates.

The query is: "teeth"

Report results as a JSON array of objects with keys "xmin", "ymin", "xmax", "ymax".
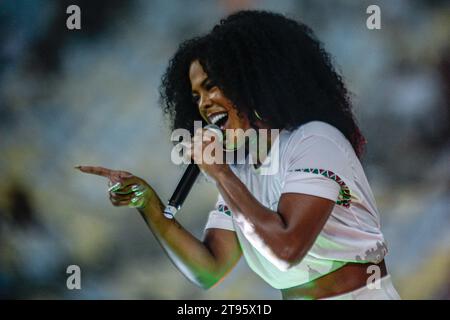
[{"xmin": 209, "ymin": 113, "xmax": 227, "ymax": 124}]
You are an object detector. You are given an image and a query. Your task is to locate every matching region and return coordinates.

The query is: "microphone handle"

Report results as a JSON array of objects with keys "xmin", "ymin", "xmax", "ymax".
[
  {"xmin": 163, "ymin": 164, "xmax": 200, "ymax": 219},
  {"xmin": 163, "ymin": 124, "xmax": 220, "ymax": 219}
]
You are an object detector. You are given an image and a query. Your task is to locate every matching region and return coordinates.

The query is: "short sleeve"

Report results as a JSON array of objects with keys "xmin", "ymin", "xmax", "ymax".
[
  {"xmin": 281, "ymin": 134, "xmax": 352, "ymax": 204},
  {"xmin": 204, "ymin": 193, "xmax": 235, "ymax": 231}
]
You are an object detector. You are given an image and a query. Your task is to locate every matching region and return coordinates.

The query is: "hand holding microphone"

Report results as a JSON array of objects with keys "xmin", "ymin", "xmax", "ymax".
[{"xmin": 163, "ymin": 124, "xmax": 228, "ymax": 219}]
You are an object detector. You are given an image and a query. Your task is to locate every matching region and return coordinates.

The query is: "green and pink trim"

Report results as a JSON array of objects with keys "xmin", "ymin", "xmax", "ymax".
[
  {"xmin": 218, "ymin": 204, "xmax": 232, "ymax": 216},
  {"xmin": 289, "ymin": 168, "xmax": 352, "ymax": 208}
]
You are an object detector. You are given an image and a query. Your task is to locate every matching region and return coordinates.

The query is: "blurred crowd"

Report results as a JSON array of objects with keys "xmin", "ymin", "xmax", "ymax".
[{"xmin": 0, "ymin": 0, "xmax": 449, "ymax": 299}]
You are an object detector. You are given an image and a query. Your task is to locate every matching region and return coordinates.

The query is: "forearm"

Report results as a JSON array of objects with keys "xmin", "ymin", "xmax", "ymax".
[
  {"xmin": 76, "ymin": 165, "xmax": 230, "ymax": 287},
  {"xmin": 214, "ymin": 170, "xmax": 292, "ymax": 261},
  {"xmin": 137, "ymin": 191, "xmax": 221, "ymax": 289}
]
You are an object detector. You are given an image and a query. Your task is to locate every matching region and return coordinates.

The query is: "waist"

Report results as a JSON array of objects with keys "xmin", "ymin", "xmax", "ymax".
[{"xmin": 281, "ymin": 260, "xmax": 388, "ymax": 300}]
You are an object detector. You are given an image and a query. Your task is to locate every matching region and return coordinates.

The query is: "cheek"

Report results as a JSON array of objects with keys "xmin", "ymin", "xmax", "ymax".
[
  {"xmin": 210, "ymin": 89, "xmax": 250, "ymax": 128},
  {"xmin": 211, "ymin": 90, "xmax": 235, "ymax": 110},
  {"xmin": 210, "ymin": 90, "xmax": 230, "ymax": 107}
]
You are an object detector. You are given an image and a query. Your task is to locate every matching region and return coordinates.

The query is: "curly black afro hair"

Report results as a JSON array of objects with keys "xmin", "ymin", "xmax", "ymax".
[{"xmin": 160, "ymin": 10, "xmax": 366, "ymax": 158}]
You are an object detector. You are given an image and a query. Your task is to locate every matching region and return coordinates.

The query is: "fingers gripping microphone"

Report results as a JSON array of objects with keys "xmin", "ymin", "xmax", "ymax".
[{"xmin": 163, "ymin": 124, "xmax": 222, "ymax": 219}]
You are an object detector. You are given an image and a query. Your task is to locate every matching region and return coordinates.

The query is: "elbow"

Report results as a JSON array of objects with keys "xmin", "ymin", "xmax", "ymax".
[
  {"xmin": 196, "ymin": 283, "xmax": 212, "ymax": 291},
  {"xmin": 197, "ymin": 280, "xmax": 216, "ymax": 291},
  {"xmin": 192, "ymin": 275, "xmax": 220, "ymax": 291},
  {"xmin": 285, "ymin": 254, "xmax": 307, "ymax": 270},
  {"xmin": 282, "ymin": 254, "xmax": 307, "ymax": 271},
  {"xmin": 276, "ymin": 243, "xmax": 308, "ymax": 270}
]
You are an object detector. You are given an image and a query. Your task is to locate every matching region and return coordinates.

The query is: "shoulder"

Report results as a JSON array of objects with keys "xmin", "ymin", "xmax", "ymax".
[
  {"xmin": 280, "ymin": 121, "xmax": 357, "ymax": 176},
  {"xmin": 282, "ymin": 121, "xmax": 354, "ymax": 155},
  {"xmin": 285, "ymin": 121, "xmax": 350, "ymax": 147}
]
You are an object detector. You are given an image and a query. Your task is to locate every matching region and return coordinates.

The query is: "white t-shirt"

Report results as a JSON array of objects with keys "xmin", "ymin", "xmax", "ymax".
[{"xmin": 204, "ymin": 121, "xmax": 388, "ymax": 289}]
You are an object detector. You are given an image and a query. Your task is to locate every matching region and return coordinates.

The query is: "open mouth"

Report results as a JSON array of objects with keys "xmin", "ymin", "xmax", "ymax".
[{"xmin": 208, "ymin": 112, "xmax": 229, "ymax": 130}]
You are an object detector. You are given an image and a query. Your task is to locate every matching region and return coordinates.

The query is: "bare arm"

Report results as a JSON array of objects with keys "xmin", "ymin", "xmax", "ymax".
[
  {"xmin": 76, "ymin": 165, "xmax": 241, "ymax": 289},
  {"xmin": 189, "ymin": 128, "xmax": 336, "ymax": 270},
  {"xmin": 214, "ymin": 168, "xmax": 335, "ymax": 268},
  {"xmin": 137, "ymin": 190, "xmax": 242, "ymax": 289}
]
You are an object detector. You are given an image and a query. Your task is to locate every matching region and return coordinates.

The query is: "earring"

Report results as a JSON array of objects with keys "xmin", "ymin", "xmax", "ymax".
[{"xmin": 254, "ymin": 110, "xmax": 263, "ymax": 121}]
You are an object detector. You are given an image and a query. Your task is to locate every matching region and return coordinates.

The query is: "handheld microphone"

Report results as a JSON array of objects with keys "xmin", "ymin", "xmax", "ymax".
[{"xmin": 163, "ymin": 124, "xmax": 222, "ymax": 219}]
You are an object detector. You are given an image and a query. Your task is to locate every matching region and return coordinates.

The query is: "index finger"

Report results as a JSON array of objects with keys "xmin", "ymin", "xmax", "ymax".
[{"xmin": 76, "ymin": 166, "xmax": 115, "ymax": 178}]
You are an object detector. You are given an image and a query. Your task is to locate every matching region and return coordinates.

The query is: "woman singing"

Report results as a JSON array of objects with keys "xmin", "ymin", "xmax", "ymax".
[{"xmin": 77, "ymin": 10, "xmax": 400, "ymax": 300}]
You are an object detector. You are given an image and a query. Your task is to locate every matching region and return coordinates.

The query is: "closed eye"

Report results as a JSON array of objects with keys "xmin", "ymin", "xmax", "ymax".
[
  {"xmin": 204, "ymin": 79, "xmax": 216, "ymax": 91},
  {"xmin": 191, "ymin": 78, "xmax": 216, "ymax": 105}
]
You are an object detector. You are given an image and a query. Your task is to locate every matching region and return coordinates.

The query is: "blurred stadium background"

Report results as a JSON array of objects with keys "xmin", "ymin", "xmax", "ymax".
[{"xmin": 0, "ymin": 0, "xmax": 449, "ymax": 299}]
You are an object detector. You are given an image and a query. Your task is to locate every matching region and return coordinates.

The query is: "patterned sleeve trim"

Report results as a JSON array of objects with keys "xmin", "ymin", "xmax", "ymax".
[
  {"xmin": 217, "ymin": 204, "xmax": 232, "ymax": 216},
  {"xmin": 288, "ymin": 168, "xmax": 351, "ymax": 208}
]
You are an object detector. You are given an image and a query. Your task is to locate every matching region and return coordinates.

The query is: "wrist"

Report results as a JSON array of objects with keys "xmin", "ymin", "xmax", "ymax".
[{"xmin": 138, "ymin": 190, "xmax": 164, "ymax": 218}]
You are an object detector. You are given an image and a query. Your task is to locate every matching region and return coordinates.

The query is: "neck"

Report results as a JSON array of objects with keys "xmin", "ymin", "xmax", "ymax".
[{"xmin": 250, "ymin": 126, "xmax": 280, "ymax": 169}]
